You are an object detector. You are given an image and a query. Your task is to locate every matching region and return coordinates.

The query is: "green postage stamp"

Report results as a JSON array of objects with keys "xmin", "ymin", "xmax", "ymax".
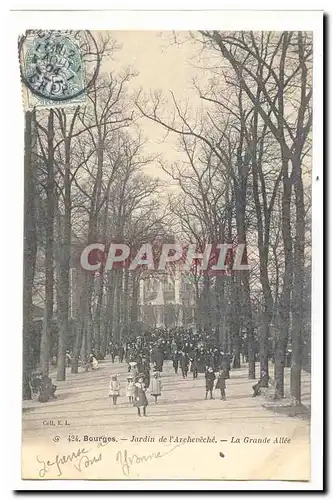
[{"xmin": 19, "ymin": 30, "xmax": 97, "ymax": 109}]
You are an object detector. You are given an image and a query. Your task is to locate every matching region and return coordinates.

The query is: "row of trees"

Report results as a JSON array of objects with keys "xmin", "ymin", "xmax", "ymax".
[
  {"xmin": 23, "ymin": 31, "xmax": 312, "ymax": 405},
  {"xmin": 23, "ymin": 36, "xmax": 169, "ymax": 398},
  {"xmin": 136, "ymin": 31, "xmax": 312, "ymax": 402}
]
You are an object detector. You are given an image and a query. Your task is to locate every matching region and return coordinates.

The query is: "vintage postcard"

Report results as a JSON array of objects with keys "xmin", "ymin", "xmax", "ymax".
[{"xmin": 12, "ymin": 9, "xmax": 323, "ymax": 488}]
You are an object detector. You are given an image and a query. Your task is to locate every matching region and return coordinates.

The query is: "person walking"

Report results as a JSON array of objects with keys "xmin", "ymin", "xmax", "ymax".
[
  {"xmin": 142, "ymin": 356, "xmax": 151, "ymax": 388},
  {"xmin": 215, "ymin": 368, "xmax": 227, "ymax": 400},
  {"xmin": 119, "ymin": 345, "xmax": 125, "ymax": 363},
  {"xmin": 110, "ymin": 345, "xmax": 116, "ymax": 363},
  {"xmin": 109, "ymin": 375, "xmax": 120, "ymax": 405},
  {"xmin": 134, "ymin": 375, "xmax": 148, "ymax": 417},
  {"xmin": 205, "ymin": 367, "xmax": 216, "ymax": 400},
  {"xmin": 190, "ymin": 356, "xmax": 199, "ymax": 379},
  {"xmin": 151, "ymin": 345, "xmax": 164, "ymax": 372},
  {"xmin": 221, "ymin": 354, "xmax": 231, "ymax": 379},
  {"xmin": 180, "ymin": 351, "xmax": 189, "ymax": 379},
  {"xmin": 172, "ymin": 351, "xmax": 179, "ymax": 374},
  {"xmin": 150, "ymin": 371, "xmax": 162, "ymax": 403}
]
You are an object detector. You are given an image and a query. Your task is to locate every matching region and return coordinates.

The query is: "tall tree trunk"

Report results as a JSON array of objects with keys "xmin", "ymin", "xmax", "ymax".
[
  {"xmin": 275, "ymin": 154, "xmax": 293, "ymax": 398},
  {"xmin": 194, "ymin": 279, "xmax": 200, "ymax": 330},
  {"xmin": 130, "ymin": 274, "xmax": 139, "ymax": 324},
  {"xmin": 103, "ymin": 270, "xmax": 116, "ymax": 351},
  {"xmin": 71, "ymin": 317, "xmax": 83, "ymax": 374},
  {"xmin": 94, "ymin": 269, "xmax": 104, "ymax": 359},
  {"xmin": 243, "ymin": 276, "xmax": 256, "ymax": 378},
  {"xmin": 202, "ymin": 274, "xmax": 212, "ymax": 332},
  {"xmin": 290, "ymin": 32, "xmax": 308, "ymax": 405},
  {"xmin": 71, "ymin": 270, "xmax": 86, "ymax": 373},
  {"xmin": 40, "ymin": 110, "xmax": 54, "ymax": 376},
  {"xmin": 23, "ymin": 110, "xmax": 37, "ymax": 399},
  {"xmin": 57, "ymin": 138, "xmax": 71, "ymax": 381},
  {"xmin": 251, "ymin": 140, "xmax": 273, "ymax": 379},
  {"xmin": 123, "ymin": 267, "xmax": 129, "ymax": 328},
  {"xmin": 260, "ymin": 310, "xmax": 270, "ymax": 379},
  {"xmin": 239, "ymin": 248, "xmax": 256, "ymax": 378},
  {"xmin": 215, "ymin": 275, "xmax": 223, "ymax": 342},
  {"xmin": 232, "ymin": 134, "xmax": 256, "ymax": 376},
  {"xmin": 113, "ymin": 268, "xmax": 122, "ymax": 341},
  {"xmin": 230, "ymin": 275, "xmax": 241, "ymax": 368},
  {"xmin": 290, "ymin": 159, "xmax": 305, "ymax": 404}
]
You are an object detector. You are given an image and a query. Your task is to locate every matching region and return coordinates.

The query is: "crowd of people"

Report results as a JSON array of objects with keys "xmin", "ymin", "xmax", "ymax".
[
  {"xmin": 109, "ymin": 327, "xmax": 234, "ymax": 374},
  {"xmin": 105, "ymin": 327, "xmax": 233, "ymax": 416},
  {"xmin": 30, "ymin": 327, "xmax": 273, "ymax": 407}
]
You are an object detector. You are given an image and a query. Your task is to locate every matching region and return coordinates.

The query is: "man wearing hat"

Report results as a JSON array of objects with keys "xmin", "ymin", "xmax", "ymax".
[{"xmin": 205, "ymin": 367, "xmax": 216, "ymax": 400}]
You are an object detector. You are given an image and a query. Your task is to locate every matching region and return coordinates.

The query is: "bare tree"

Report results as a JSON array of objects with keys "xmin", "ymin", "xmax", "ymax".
[{"xmin": 23, "ymin": 110, "xmax": 38, "ymax": 399}]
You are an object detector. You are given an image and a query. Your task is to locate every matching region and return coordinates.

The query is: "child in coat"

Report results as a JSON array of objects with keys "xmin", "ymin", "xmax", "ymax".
[
  {"xmin": 125, "ymin": 375, "xmax": 135, "ymax": 403},
  {"xmin": 150, "ymin": 371, "xmax": 162, "ymax": 403},
  {"xmin": 109, "ymin": 375, "xmax": 120, "ymax": 405},
  {"xmin": 205, "ymin": 367, "xmax": 216, "ymax": 399},
  {"xmin": 215, "ymin": 369, "xmax": 227, "ymax": 400},
  {"xmin": 134, "ymin": 375, "xmax": 148, "ymax": 416}
]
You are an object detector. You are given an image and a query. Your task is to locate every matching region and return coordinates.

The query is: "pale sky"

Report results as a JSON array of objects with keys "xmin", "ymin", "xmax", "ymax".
[
  {"xmin": 93, "ymin": 31, "xmax": 312, "ymax": 189},
  {"xmin": 98, "ymin": 31, "xmax": 206, "ymax": 181}
]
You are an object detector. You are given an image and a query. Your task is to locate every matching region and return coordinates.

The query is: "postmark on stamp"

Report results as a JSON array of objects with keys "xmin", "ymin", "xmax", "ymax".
[{"xmin": 19, "ymin": 30, "xmax": 100, "ymax": 109}]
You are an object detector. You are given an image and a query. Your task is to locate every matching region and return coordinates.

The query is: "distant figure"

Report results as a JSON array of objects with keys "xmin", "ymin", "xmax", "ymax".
[
  {"xmin": 90, "ymin": 354, "xmax": 99, "ymax": 370},
  {"xmin": 221, "ymin": 355, "xmax": 231, "ymax": 379},
  {"xmin": 38, "ymin": 375, "xmax": 57, "ymax": 403},
  {"xmin": 125, "ymin": 375, "xmax": 135, "ymax": 403},
  {"xmin": 150, "ymin": 371, "xmax": 162, "ymax": 403},
  {"xmin": 109, "ymin": 375, "xmax": 120, "ymax": 405},
  {"xmin": 205, "ymin": 367, "xmax": 216, "ymax": 400},
  {"xmin": 180, "ymin": 351, "xmax": 189, "ymax": 379},
  {"xmin": 151, "ymin": 346, "xmax": 164, "ymax": 372},
  {"xmin": 51, "ymin": 348, "xmax": 57, "ymax": 366},
  {"xmin": 215, "ymin": 368, "xmax": 227, "ymax": 400},
  {"xmin": 29, "ymin": 372, "xmax": 43, "ymax": 399},
  {"xmin": 142, "ymin": 356, "xmax": 151, "ymax": 388},
  {"xmin": 134, "ymin": 375, "xmax": 148, "ymax": 417},
  {"xmin": 197, "ymin": 350, "xmax": 207, "ymax": 373},
  {"xmin": 110, "ymin": 345, "xmax": 116, "ymax": 363},
  {"xmin": 172, "ymin": 351, "xmax": 179, "ymax": 374},
  {"xmin": 190, "ymin": 356, "xmax": 199, "ymax": 379},
  {"xmin": 252, "ymin": 369, "xmax": 270, "ymax": 397},
  {"xmin": 129, "ymin": 362, "xmax": 138, "ymax": 380},
  {"xmin": 65, "ymin": 350, "xmax": 72, "ymax": 367},
  {"xmin": 119, "ymin": 345, "xmax": 125, "ymax": 363}
]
